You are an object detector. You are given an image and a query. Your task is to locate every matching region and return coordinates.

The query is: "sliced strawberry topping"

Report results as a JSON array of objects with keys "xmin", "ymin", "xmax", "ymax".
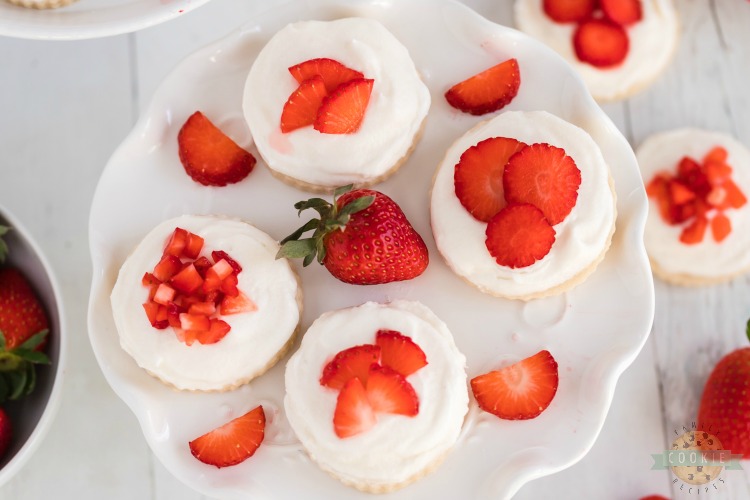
[
  {"xmin": 183, "ymin": 231, "xmax": 205, "ymax": 259},
  {"xmin": 164, "ymin": 227, "xmax": 188, "ymax": 257},
  {"xmin": 601, "ymin": 0, "xmax": 643, "ymax": 26},
  {"xmin": 679, "ymin": 214, "xmax": 709, "ymax": 245},
  {"xmin": 677, "ymin": 157, "xmax": 711, "ymax": 198},
  {"xmin": 573, "ymin": 18, "xmax": 629, "ymax": 68},
  {"xmin": 153, "ymin": 283, "xmax": 176, "ymax": 306},
  {"xmin": 314, "ymin": 78, "xmax": 374, "ymax": 134},
  {"xmin": 711, "ymin": 213, "xmax": 732, "ymax": 242},
  {"xmin": 704, "ymin": 161, "xmax": 733, "ymax": 185},
  {"xmin": 703, "ymin": 146, "xmax": 728, "ymax": 165},
  {"xmin": 280, "ymin": 76, "xmax": 328, "ymax": 133},
  {"xmin": 668, "ymin": 180, "xmax": 696, "ymax": 206},
  {"xmin": 470, "ymin": 350, "xmax": 559, "ymax": 420},
  {"xmin": 152, "ymin": 254, "xmax": 182, "ymax": 282},
  {"xmin": 170, "ymin": 263, "xmax": 204, "ymax": 295},
  {"xmin": 454, "ymin": 137, "xmax": 527, "ymax": 222},
  {"xmin": 503, "ymin": 143, "xmax": 581, "ymax": 225},
  {"xmin": 320, "ymin": 344, "xmax": 381, "ymax": 390},
  {"xmin": 220, "ymin": 291, "xmax": 257, "ymax": 315},
  {"xmin": 445, "ymin": 59, "xmax": 520, "ymax": 116},
  {"xmin": 365, "ymin": 365, "xmax": 419, "ymax": 416},
  {"xmin": 143, "ymin": 302, "xmax": 168, "ymax": 329},
  {"xmin": 288, "ymin": 58, "xmax": 364, "ymax": 93},
  {"xmin": 375, "ymin": 329, "xmax": 428, "ymax": 377},
  {"xmin": 542, "ymin": 0, "xmax": 597, "ymax": 23},
  {"xmin": 188, "ymin": 301, "xmax": 216, "ymax": 316},
  {"xmin": 211, "ymin": 250, "xmax": 242, "ymax": 274},
  {"xmin": 334, "ymin": 378, "xmax": 376, "ymax": 438},
  {"xmin": 720, "ymin": 179, "xmax": 748, "ymax": 210},
  {"xmin": 485, "ymin": 204, "xmax": 556, "ymax": 269},
  {"xmin": 196, "ymin": 318, "xmax": 231, "ymax": 345},
  {"xmin": 189, "ymin": 405, "xmax": 265, "ymax": 468}
]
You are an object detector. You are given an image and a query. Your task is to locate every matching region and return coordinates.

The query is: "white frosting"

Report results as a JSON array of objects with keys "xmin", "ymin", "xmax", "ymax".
[
  {"xmin": 431, "ymin": 111, "xmax": 615, "ymax": 299},
  {"xmin": 637, "ymin": 129, "xmax": 750, "ymax": 278},
  {"xmin": 284, "ymin": 300, "xmax": 468, "ymax": 488},
  {"xmin": 243, "ymin": 18, "xmax": 430, "ymax": 188},
  {"xmin": 110, "ymin": 215, "xmax": 300, "ymax": 391},
  {"xmin": 514, "ymin": 0, "xmax": 679, "ymax": 101}
]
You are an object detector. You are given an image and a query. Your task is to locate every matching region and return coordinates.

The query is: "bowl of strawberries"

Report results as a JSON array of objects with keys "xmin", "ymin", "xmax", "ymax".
[{"xmin": 0, "ymin": 204, "xmax": 65, "ymax": 487}]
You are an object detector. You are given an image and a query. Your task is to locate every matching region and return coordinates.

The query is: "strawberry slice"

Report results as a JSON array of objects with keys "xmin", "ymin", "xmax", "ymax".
[
  {"xmin": 280, "ymin": 76, "xmax": 328, "ymax": 133},
  {"xmin": 365, "ymin": 365, "xmax": 419, "ymax": 416},
  {"xmin": 601, "ymin": 0, "xmax": 643, "ymax": 26},
  {"xmin": 288, "ymin": 58, "xmax": 364, "ymax": 93},
  {"xmin": 680, "ymin": 215, "xmax": 708, "ymax": 244},
  {"xmin": 720, "ymin": 179, "xmax": 748, "ymax": 209},
  {"xmin": 573, "ymin": 18, "xmax": 629, "ymax": 68},
  {"xmin": 320, "ymin": 344, "xmax": 381, "ymax": 390},
  {"xmin": 485, "ymin": 204, "xmax": 556, "ymax": 269},
  {"xmin": 704, "ymin": 161, "xmax": 733, "ymax": 185},
  {"xmin": 703, "ymin": 146, "xmax": 728, "ymax": 165},
  {"xmin": 189, "ymin": 405, "xmax": 265, "ymax": 468},
  {"xmin": 197, "ymin": 318, "xmax": 232, "ymax": 345},
  {"xmin": 454, "ymin": 137, "xmax": 527, "ymax": 222},
  {"xmin": 152, "ymin": 254, "xmax": 182, "ymax": 282},
  {"xmin": 470, "ymin": 350, "xmax": 559, "ymax": 420},
  {"xmin": 177, "ymin": 111, "xmax": 256, "ymax": 187},
  {"xmin": 314, "ymin": 78, "xmax": 374, "ymax": 134},
  {"xmin": 503, "ymin": 143, "xmax": 581, "ymax": 225},
  {"xmin": 445, "ymin": 59, "xmax": 520, "ymax": 116},
  {"xmin": 375, "ymin": 329, "xmax": 428, "ymax": 377},
  {"xmin": 542, "ymin": 0, "xmax": 597, "ymax": 23},
  {"xmin": 334, "ymin": 378, "xmax": 376, "ymax": 438},
  {"xmin": 170, "ymin": 263, "xmax": 204, "ymax": 295},
  {"xmin": 711, "ymin": 213, "xmax": 732, "ymax": 242},
  {"xmin": 220, "ymin": 291, "xmax": 257, "ymax": 315},
  {"xmin": 668, "ymin": 180, "xmax": 696, "ymax": 205}
]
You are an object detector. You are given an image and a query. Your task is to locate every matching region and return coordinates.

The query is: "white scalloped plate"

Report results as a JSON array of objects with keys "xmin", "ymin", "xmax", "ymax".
[{"xmin": 87, "ymin": 0, "xmax": 654, "ymax": 498}]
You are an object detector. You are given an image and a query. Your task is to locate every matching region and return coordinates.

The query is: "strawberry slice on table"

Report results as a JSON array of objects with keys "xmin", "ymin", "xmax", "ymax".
[
  {"xmin": 365, "ymin": 364, "xmax": 419, "ymax": 416},
  {"xmin": 376, "ymin": 329, "xmax": 428, "ymax": 377},
  {"xmin": 600, "ymin": 0, "xmax": 643, "ymax": 26},
  {"xmin": 470, "ymin": 350, "xmax": 559, "ymax": 420},
  {"xmin": 485, "ymin": 204, "xmax": 556, "ymax": 269},
  {"xmin": 445, "ymin": 58, "xmax": 520, "ymax": 116},
  {"xmin": 288, "ymin": 58, "xmax": 364, "ymax": 93},
  {"xmin": 177, "ymin": 111, "xmax": 256, "ymax": 187},
  {"xmin": 573, "ymin": 18, "xmax": 630, "ymax": 68},
  {"xmin": 503, "ymin": 143, "xmax": 581, "ymax": 225},
  {"xmin": 189, "ymin": 405, "xmax": 265, "ymax": 468},
  {"xmin": 320, "ymin": 344, "xmax": 381, "ymax": 390},
  {"xmin": 334, "ymin": 377, "xmax": 377, "ymax": 438},
  {"xmin": 314, "ymin": 78, "xmax": 374, "ymax": 134},
  {"xmin": 454, "ymin": 137, "xmax": 527, "ymax": 222},
  {"xmin": 280, "ymin": 75, "xmax": 328, "ymax": 133},
  {"xmin": 542, "ymin": 0, "xmax": 597, "ymax": 24}
]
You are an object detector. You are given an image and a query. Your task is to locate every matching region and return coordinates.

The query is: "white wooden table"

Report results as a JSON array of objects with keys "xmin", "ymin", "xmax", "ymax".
[{"xmin": 1, "ymin": 0, "xmax": 748, "ymax": 498}]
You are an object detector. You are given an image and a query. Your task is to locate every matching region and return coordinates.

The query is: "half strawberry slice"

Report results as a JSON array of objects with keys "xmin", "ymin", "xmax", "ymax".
[
  {"xmin": 445, "ymin": 59, "xmax": 520, "ymax": 116},
  {"xmin": 189, "ymin": 405, "xmax": 265, "ymax": 468}
]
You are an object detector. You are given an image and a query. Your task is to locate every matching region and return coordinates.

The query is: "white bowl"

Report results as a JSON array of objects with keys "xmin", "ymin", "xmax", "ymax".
[{"xmin": 0, "ymin": 204, "xmax": 66, "ymax": 487}]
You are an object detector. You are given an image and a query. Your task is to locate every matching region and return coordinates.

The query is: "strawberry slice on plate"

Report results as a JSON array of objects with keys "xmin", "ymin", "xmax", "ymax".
[
  {"xmin": 485, "ymin": 203, "xmax": 556, "ymax": 269},
  {"xmin": 600, "ymin": 0, "xmax": 643, "ymax": 26},
  {"xmin": 320, "ymin": 344, "xmax": 381, "ymax": 390},
  {"xmin": 542, "ymin": 0, "xmax": 597, "ymax": 24},
  {"xmin": 288, "ymin": 58, "xmax": 364, "ymax": 93},
  {"xmin": 375, "ymin": 329, "xmax": 428, "ymax": 377},
  {"xmin": 314, "ymin": 78, "xmax": 374, "ymax": 134},
  {"xmin": 445, "ymin": 58, "xmax": 520, "ymax": 116},
  {"xmin": 280, "ymin": 75, "xmax": 328, "ymax": 133},
  {"xmin": 471, "ymin": 350, "xmax": 559, "ymax": 420},
  {"xmin": 334, "ymin": 377, "xmax": 377, "ymax": 438},
  {"xmin": 189, "ymin": 405, "xmax": 266, "ymax": 468},
  {"xmin": 365, "ymin": 364, "xmax": 419, "ymax": 416},
  {"xmin": 573, "ymin": 18, "xmax": 630, "ymax": 68}
]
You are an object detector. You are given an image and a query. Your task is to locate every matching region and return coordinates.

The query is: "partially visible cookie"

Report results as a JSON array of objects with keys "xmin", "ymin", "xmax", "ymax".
[{"xmin": 7, "ymin": 0, "xmax": 77, "ymax": 9}]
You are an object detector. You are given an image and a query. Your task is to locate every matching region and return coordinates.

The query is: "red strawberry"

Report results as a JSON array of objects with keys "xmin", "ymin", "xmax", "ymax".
[
  {"xmin": 314, "ymin": 78, "xmax": 374, "ymax": 134},
  {"xmin": 177, "ymin": 111, "xmax": 256, "ymax": 187},
  {"xmin": 679, "ymin": 215, "xmax": 708, "ymax": 244},
  {"xmin": 445, "ymin": 59, "xmax": 521, "ymax": 116},
  {"xmin": 189, "ymin": 405, "xmax": 265, "ymax": 468},
  {"xmin": 601, "ymin": 0, "xmax": 643, "ymax": 26},
  {"xmin": 703, "ymin": 146, "xmax": 728, "ymax": 165},
  {"xmin": 288, "ymin": 58, "xmax": 364, "ymax": 94},
  {"xmin": 0, "ymin": 268, "xmax": 48, "ymax": 350},
  {"xmin": 485, "ymin": 204, "xmax": 556, "ymax": 269},
  {"xmin": 280, "ymin": 76, "xmax": 328, "ymax": 133},
  {"xmin": 278, "ymin": 186, "xmax": 429, "ymax": 285},
  {"xmin": 454, "ymin": 137, "xmax": 527, "ymax": 222},
  {"xmin": 542, "ymin": 0, "xmax": 597, "ymax": 23},
  {"xmin": 320, "ymin": 344, "xmax": 381, "ymax": 390},
  {"xmin": 365, "ymin": 365, "xmax": 419, "ymax": 416},
  {"xmin": 334, "ymin": 377, "xmax": 376, "ymax": 438},
  {"xmin": 668, "ymin": 180, "xmax": 695, "ymax": 205},
  {"xmin": 503, "ymin": 143, "xmax": 581, "ymax": 225},
  {"xmin": 573, "ymin": 18, "xmax": 629, "ymax": 68},
  {"xmin": 0, "ymin": 408, "xmax": 10, "ymax": 459},
  {"xmin": 376, "ymin": 329, "xmax": 428, "ymax": 377},
  {"xmin": 711, "ymin": 213, "xmax": 731, "ymax": 242},
  {"xmin": 470, "ymin": 350, "xmax": 559, "ymax": 420}
]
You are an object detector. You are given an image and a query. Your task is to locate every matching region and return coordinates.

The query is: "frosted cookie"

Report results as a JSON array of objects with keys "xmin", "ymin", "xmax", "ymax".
[
  {"xmin": 284, "ymin": 300, "xmax": 468, "ymax": 493},
  {"xmin": 7, "ymin": 0, "xmax": 77, "ymax": 8},
  {"xmin": 243, "ymin": 18, "xmax": 430, "ymax": 192},
  {"xmin": 639, "ymin": 129, "xmax": 750, "ymax": 285},
  {"xmin": 431, "ymin": 110, "xmax": 616, "ymax": 300},
  {"xmin": 110, "ymin": 215, "xmax": 301, "ymax": 391}
]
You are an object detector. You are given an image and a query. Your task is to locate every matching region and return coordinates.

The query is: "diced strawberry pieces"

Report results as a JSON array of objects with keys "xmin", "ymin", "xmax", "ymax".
[
  {"xmin": 485, "ymin": 204, "xmax": 556, "ymax": 269},
  {"xmin": 152, "ymin": 254, "xmax": 182, "ymax": 282},
  {"xmin": 179, "ymin": 312, "xmax": 210, "ymax": 332},
  {"xmin": 197, "ymin": 318, "xmax": 231, "ymax": 345},
  {"xmin": 646, "ymin": 175, "xmax": 672, "ymax": 222},
  {"xmin": 470, "ymin": 350, "xmax": 559, "ymax": 420},
  {"xmin": 445, "ymin": 58, "xmax": 520, "ymax": 116},
  {"xmin": 573, "ymin": 18, "xmax": 629, "ymax": 68},
  {"xmin": 220, "ymin": 291, "xmax": 257, "ymax": 315},
  {"xmin": 189, "ymin": 405, "xmax": 265, "ymax": 468},
  {"xmin": 164, "ymin": 227, "xmax": 188, "ymax": 257},
  {"xmin": 680, "ymin": 215, "xmax": 708, "ymax": 245},
  {"xmin": 220, "ymin": 273, "xmax": 239, "ymax": 297},
  {"xmin": 333, "ymin": 378, "xmax": 376, "ymax": 438},
  {"xmin": 704, "ymin": 161, "xmax": 733, "ymax": 185},
  {"xmin": 677, "ymin": 157, "xmax": 712, "ymax": 198},
  {"xmin": 202, "ymin": 269, "xmax": 222, "ymax": 294},
  {"xmin": 210, "ymin": 259, "xmax": 234, "ymax": 280},
  {"xmin": 153, "ymin": 283, "xmax": 176, "ymax": 306},
  {"xmin": 703, "ymin": 146, "xmax": 728, "ymax": 165},
  {"xmin": 454, "ymin": 137, "xmax": 527, "ymax": 222},
  {"xmin": 711, "ymin": 213, "xmax": 732, "ymax": 242},
  {"xmin": 722, "ymin": 179, "xmax": 747, "ymax": 209},
  {"xmin": 668, "ymin": 180, "xmax": 696, "ymax": 205},
  {"xmin": 154, "ymin": 305, "xmax": 169, "ymax": 330},
  {"xmin": 288, "ymin": 58, "xmax": 364, "ymax": 93},
  {"xmin": 542, "ymin": 0, "xmax": 597, "ymax": 23},
  {"xmin": 193, "ymin": 256, "xmax": 212, "ymax": 277},
  {"xmin": 503, "ymin": 143, "xmax": 581, "ymax": 225},
  {"xmin": 211, "ymin": 250, "xmax": 243, "ymax": 274},
  {"xmin": 281, "ymin": 76, "xmax": 329, "ymax": 133},
  {"xmin": 183, "ymin": 232, "xmax": 205, "ymax": 259},
  {"xmin": 375, "ymin": 329, "xmax": 428, "ymax": 377},
  {"xmin": 142, "ymin": 272, "xmax": 160, "ymax": 286},
  {"xmin": 143, "ymin": 301, "xmax": 159, "ymax": 325},
  {"xmin": 188, "ymin": 301, "xmax": 217, "ymax": 316},
  {"xmin": 600, "ymin": 0, "xmax": 643, "ymax": 26},
  {"xmin": 365, "ymin": 365, "xmax": 419, "ymax": 417},
  {"xmin": 320, "ymin": 344, "xmax": 381, "ymax": 390},
  {"xmin": 314, "ymin": 78, "xmax": 374, "ymax": 134},
  {"xmin": 170, "ymin": 263, "xmax": 204, "ymax": 294},
  {"xmin": 167, "ymin": 302, "xmax": 184, "ymax": 328}
]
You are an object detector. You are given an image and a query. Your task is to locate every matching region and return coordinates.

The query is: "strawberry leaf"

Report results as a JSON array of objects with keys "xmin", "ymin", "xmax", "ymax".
[
  {"xmin": 19, "ymin": 329, "xmax": 48, "ymax": 351},
  {"xmin": 338, "ymin": 195, "xmax": 374, "ymax": 218},
  {"xmin": 25, "ymin": 362, "xmax": 36, "ymax": 396},
  {"xmin": 334, "ymin": 184, "xmax": 354, "ymax": 199},
  {"xmin": 280, "ymin": 219, "xmax": 319, "ymax": 245},
  {"xmin": 0, "ymin": 225, "xmax": 9, "ymax": 263},
  {"xmin": 13, "ymin": 348, "xmax": 49, "ymax": 365},
  {"xmin": 295, "ymin": 198, "xmax": 331, "ymax": 217},
  {"xmin": 277, "ymin": 239, "xmax": 317, "ymax": 263},
  {"xmin": 7, "ymin": 369, "xmax": 27, "ymax": 400}
]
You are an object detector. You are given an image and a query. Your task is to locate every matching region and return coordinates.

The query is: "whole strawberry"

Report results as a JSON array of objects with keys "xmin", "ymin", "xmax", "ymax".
[
  {"xmin": 278, "ymin": 185, "xmax": 429, "ymax": 285},
  {"xmin": 0, "ymin": 407, "xmax": 11, "ymax": 459},
  {"xmin": 698, "ymin": 319, "xmax": 750, "ymax": 457}
]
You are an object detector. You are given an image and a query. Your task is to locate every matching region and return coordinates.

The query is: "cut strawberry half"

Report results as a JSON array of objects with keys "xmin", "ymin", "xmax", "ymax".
[
  {"xmin": 542, "ymin": 0, "xmax": 597, "ymax": 23},
  {"xmin": 189, "ymin": 405, "xmax": 265, "ymax": 468},
  {"xmin": 679, "ymin": 215, "xmax": 708, "ymax": 244},
  {"xmin": 314, "ymin": 78, "xmax": 374, "ymax": 134},
  {"xmin": 288, "ymin": 58, "xmax": 364, "ymax": 93},
  {"xmin": 280, "ymin": 75, "xmax": 328, "ymax": 133},
  {"xmin": 485, "ymin": 204, "xmax": 556, "ymax": 269},
  {"xmin": 711, "ymin": 213, "xmax": 732, "ymax": 242},
  {"xmin": 573, "ymin": 18, "xmax": 629, "ymax": 68},
  {"xmin": 375, "ymin": 329, "xmax": 428, "ymax": 377},
  {"xmin": 177, "ymin": 111, "xmax": 256, "ymax": 187},
  {"xmin": 365, "ymin": 365, "xmax": 419, "ymax": 417},
  {"xmin": 320, "ymin": 344, "xmax": 381, "ymax": 390},
  {"xmin": 503, "ymin": 143, "xmax": 581, "ymax": 225},
  {"xmin": 445, "ymin": 59, "xmax": 520, "ymax": 116},
  {"xmin": 601, "ymin": 0, "xmax": 643, "ymax": 26},
  {"xmin": 333, "ymin": 378, "xmax": 376, "ymax": 438},
  {"xmin": 470, "ymin": 350, "xmax": 559, "ymax": 420},
  {"xmin": 454, "ymin": 137, "xmax": 527, "ymax": 222}
]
